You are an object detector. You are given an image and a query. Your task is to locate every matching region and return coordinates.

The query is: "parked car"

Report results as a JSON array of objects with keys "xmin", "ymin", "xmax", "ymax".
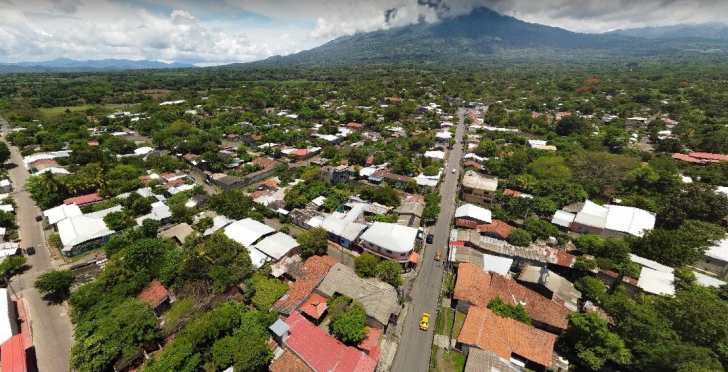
[
  {"xmin": 426, "ymin": 234, "xmax": 434, "ymax": 244},
  {"xmin": 35, "ymin": 215, "xmax": 43, "ymax": 222},
  {"xmin": 435, "ymin": 251, "xmax": 442, "ymax": 261},
  {"xmin": 420, "ymin": 313, "xmax": 431, "ymax": 331},
  {"xmin": 452, "ymin": 168, "xmax": 456, "ymax": 173},
  {"xmin": 25, "ymin": 246, "xmax": 36, "ymax": 255}
]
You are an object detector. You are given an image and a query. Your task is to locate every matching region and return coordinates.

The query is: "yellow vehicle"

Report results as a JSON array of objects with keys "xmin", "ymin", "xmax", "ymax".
[
  {"xmin": 435, "ymin": 251, "xmax": 442, "ymax": 261},
  {"xmin": 420, "ymin": 313, "xmax": 431, "ymax": 331}
]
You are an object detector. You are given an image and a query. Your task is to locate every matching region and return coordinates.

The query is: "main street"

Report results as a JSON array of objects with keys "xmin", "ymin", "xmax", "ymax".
[
  {"xmin": 391, "ymin": 109, "xmax": 467, "ymax": 372},
  {"xmin": 0, "ymin": 116, "xmax": 74, "ymax": 372}
]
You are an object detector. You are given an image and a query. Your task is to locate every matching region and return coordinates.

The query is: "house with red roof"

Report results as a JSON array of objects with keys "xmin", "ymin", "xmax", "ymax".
[
  {"xmin": 272, "ymin": 255, "xmax": 339, "ymax": 315},
  {"xmin": 299, "ymin": 293, "xmax": 328, "ymax": 324},
  {"xmin": 277, "ymin": 312, "xmax": 379, "ymax": 372},
  {"xmin": 139, "ymin": 279, "xmax": 172, "ymax": 316},
  {"xmin": 63, "ymin": 193, "xmax": 103, "ymax": 208},
  {"xmin": 477, "ymin": 220, "xmax": 515, "ymax": 240},
  {"xmin": 270, "ymin": 349, "xmax": 314, "ymax": 372},
  {"xmin": 1, "ymin": 334, "xmax": 27, "ymax": 372},
  {"xmin": 347, "ymin": 122, "xmax": 364, "ymax": 130}
]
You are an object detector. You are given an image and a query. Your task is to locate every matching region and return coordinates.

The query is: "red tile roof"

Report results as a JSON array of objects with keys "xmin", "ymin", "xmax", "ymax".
[
  {"xmin": 457, "ymin": 307, "xmax": 556, "ymax": 368},
  {"xmin": 401, "ymin": 194, "xmax": 426, "ymax": 206},
  {"xmin": 63, "ymin": 193, "xmax": 103, "ymax": 206},
  {"xmin": 87, "ymin": 141, "xmax": 100, "ymax": 146},
  {"xmin": 300, "ymin": 293, "xmax": 328, "ymax": 320},
  {"xmin": 285, "ymin": 311, "xmax": 378, "ymax": 372},
  {"xmin": 544, "ymin": 247, "xmax": 576, "ymax": 268},
  {"xmin": 454, "ymin": 263, "xmax": 569, "ymax": 331},
  {"xmin": 502, "ymin": 189, "xmax": 522, "ymax": 197},
  {"xmin": 347, "ymin": 122, "xmax": 364, "ymax": 129},
  {"xmin": 270, "ymin": 349, "xmax": 314, "ymax": 372},
  {"xmin": 163, "ymin": 179, "xmax": 186, "ymax": 188},
  {"xmin": 1, "ymin": 334, "xmax": 26, "ymax": 372},
  {"xmin": 366, "ymin": 156, "xmax": 374, "ymax": 165},
  {"xmin": 253, "ymin": 157, "xmax": 277, "ymax": 169},
  {"xmin": 292, "ymin": 149, "xmax": 310, "ymax": 156},
  {"xmin": 463, "ymin": 160, "xmax": 483, "ymax": 170},
  {"xmin": 183, "ymin": 153, "xmax": 200, "ymax": 162},
  {"xmin": 689, "ymin": 152, "xmax": 728, "ymax": 162},
  {"xmin": 263, "ymin": 179, "xmax": 280, "ymax": 189},
  {"xmin": 372, "ymin": 170, "xmax": 411, "ymax": 183},
  {"xmin": 455, "ymin": 219, "xmax": 478, "ymax": 230},
  {"xmin": 358, "ymin": 327, "xmax": 380, "ymax": 353},
  {"xmin": 250, "ymin": 190, "xmax": 273, "ymax": 200},
  {"xmin": 139, "ymin": 279, "xmax": 169, "ymax": 309},
  {"xmin": 477, "ymin": 220, "xmax": 515, "ymax": 239},
  {"xmin": 672, "ymin": 153, "xmax": 703, "ymax": 163},
  {"xmin": 272, "ymin": 256, "xmax": 338, "ymax": 314},
  {"xmin": 29, "ymin": 159, "xmax": 59, "ymax": 168},
  {"xmin": 408, "ymin": 252, "xmax": 419, "ymax": 264}
]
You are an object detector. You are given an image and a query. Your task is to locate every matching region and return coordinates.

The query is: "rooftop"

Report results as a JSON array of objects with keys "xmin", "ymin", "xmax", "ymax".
[
  {"xmin": 138, "ymin": 279, "xmax": 169, "ymax": 309},
  {"xmin": 300, "ymin": 293, "xmax": 329, "ymax": 320},
  {"xmin": 1, "ymin": 334, "xmax": 26, "ymax": 372},
  {"xmin": 159, "ymin": 223, "xmax": 194, "ymax": 244},
  {"xmin": 272, "ymin": 255, "xmax": 339, "ymax": 314},
  {"xmin": 477, "ymin": 220, "xmax": 514, "ymax": 238},
  {"xmin": 462, "ymin": 171, "xmax": 498, "ymax": 191},
  {"xmin": 254, "ymin": 232, "xmax": 300, "ymax": 260},
  {"xmin": 455, "ymin": 204, "xmax": 492, "ymax": 224},
  {"xmin": 269, "ymin": 349, "xmax": 314, "ymax": 372},
  {"xmin": 43, "ymin": 203, "xmax": 83, "ymax": 225},
  {"xmin": 359, "ymin": 222, "xmax": 418, "ymax": 254},
  {"xmin": 464, "ymin": 348, "xmax": 521, "ymax": 372},
  {"xmin": 637, "ymin": 267, "xmax": 675, "ymax": 296},
  {"xmin": 57, "ymin": 215, "xmax": 114, "ymax": 252},
  {"xmin": 518, "ymin": 266, "xmax": 581, "ymax": 310},
  {"xmin": 223, "ymin": 218, "xmax": 275, "ymax": 248}
]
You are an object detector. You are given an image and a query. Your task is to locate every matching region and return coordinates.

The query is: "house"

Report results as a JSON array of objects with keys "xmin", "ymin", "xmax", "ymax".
[
  {"xmin": 1, "ymin": 333, "xmax": 27, "ymax": 372},
  {"xmin": 0, "ymin": 289, "xmax": 19, "ymax": 346},
  {"xmin": 139, "ymin": 279, "xmax": 173, "ymax": 316},
  {"xmin": 316, "ymin": 263, "xmax": 400, "ymax": 329},
  {"xmin": 551, "ymin": 211, "xmax": 576, "ymax": 230},
  {"xmin": 482, "ymin": 254, "xmax": 515, "ymax": 276},
  {"xmin": 517, "ymin": 266, "xmax": 581, "ymax": 311},
  {"xmin": 299, "ymin": 293, "xmax": 328, "ymax": 323},
  {"xmin": 461, "ymin": 171, "xmax": 498, "ymax": 206},
  {"xmin": 274, "ymin": 312, "xmax": 379, "ymax": 372},
  {"xmin": 159, "ymin": 223, "xmax": 194, "ymax": 245},
  {"xmin": 358, "ymin": 222, "xmax": 418, "ymax": 263},
  {"xmin": 223, "ymin": 218, "xmax": 275, "ymax": 248},
  {"xmin": 57, "ymin": 215, "xmax": 115, "ymax": 256},
  {"xmin": 347, "ymin": 122, "xmax": 365, "ymax": 130},
  {"xmin": 395, "ymin": 202, "xmax": 424, "ymax": 227},
  {"xmin": 0, "ymin": 180, "xmax": 11, "ymax": 194},
  {"xmin": 696, "ymin": 238, "xmax": 728, "ymax": 278},
  {"xmin": 272, "ymin": 255, "xmax": 339, "ymax": 315},
  {"xmin": 457, "ymin": 307, "xmax": 557, "ymax": 372},
  {"xmin": 370, "ymin": 171, "xmax": 411, "ymax": 187},
  {"xmin": 253, "ymin": 232, "xmax": 300, "ymax": 261},
  {"xmin": 464, "ymin": 349, "xmax": 523, "ymax": 372},
  {"xmin": 135, "ymin": 202, "xmax": 172, "ymax": 226},
  {"xmin": 203, "ymin": 215, "xmax": 234, "ymax": 236},
  {"xmin": 455, "ymin": 204, "xmax": 492, "ymax": 224},
  {"xmin": 320, "ymin": 165, "xmax": 350, "ymax": 185},
  {"xmin": 269, "ymin": 349, "xmax": 314, "ymax": 372},
  {"xmin": 454, "ymin": 263, "xmax": 569, "ymax": 333},
  {"xmin": 477, "ymin": 220, "xmax": 515, "ymax": 240},
  {"xmin": 321, "ymin": 204, "xmax": 368, "ymax": 249},
  {"xmin": 43, "ymin": 204, "xmax": 83, "ymax": 225},
  {"xmin": 568, "ymin": 201, "xmax": 655, "ymax": 238},
  {"xmin": 290, "ymin": 208, "xmax": 326, "ymax": 230}
]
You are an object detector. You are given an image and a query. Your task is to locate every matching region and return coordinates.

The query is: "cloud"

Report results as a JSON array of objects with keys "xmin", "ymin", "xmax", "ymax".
[{"xmin": 48, "ymin": 0, "xmax": 82, "ymax": 14}]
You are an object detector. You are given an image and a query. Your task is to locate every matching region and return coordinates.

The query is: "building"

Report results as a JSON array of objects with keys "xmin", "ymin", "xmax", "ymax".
[
  {"xmin": 0, "ymin": 289, "xmax": 18, "ymax": 346},
  {"xmin": 43, "ymin": 204, "xmax": 83, "ymax": 225},
  {"xmin": 457, "ymin": 307, "xmax": 557, "ymax": 372},
  {"xmin": 290, "ymin": 208, "xmax": 326, "ymax": 230},
  {"xmin": 57, "ymin": 215, "xmax": 115, "ymax": 256},
  {"xmin": 568, "ymin": 201, "xmax": 655, "ymax": 238},
  {"xmin": 223, "ymin": 218, "xmax": 275, "ymax": 248},
  {"xmin": 461, "ymin": 171, "xmax": 498, "ymax": 206},
  {"xmin": 454, "ymin": 263, "xmax": 569, "ymax": 333},
  {"xmin": 395, "ymin": 202, "xmax": 424, "ymax": 227},
  {"xmin": 517, "ymin": 266, "xmax": 581, "ymax": 311},
  {"xmin": 1, "ymin": 334, "xmax": 27, "ymax": 372},
  {"xmin": 477, "ymin": 220, "xmax": 515, "ymax": 240},
  {"xmin": 321, "ymin": 204, "xmax": 368, "ymax": 249},
  {"xmin": 253, "ymin": 232, "xmax": 300, "ymax": 261},
  {"xmin": 273, "ymin": 312, "xmax": 379, "ymax": 372},
  {"xmin": 316, "ymin": 263, "xmax": 400, "ymax": 329},
  {"xmin": 299, "ymin": 293, "xmax": 328, "ymax": 323},
  {"xmin": 455, "ymin": 204, "xmax": 492, "ymax": 224},
  {"xmin": 135, "ymin": 202, "xmax": 172, "ymax": 226},
  {"xmin": 159, "ymin": 223, "xmax": 194, "ymax": 245},
  {"xmin": 139, "ymin": 279, "xmax": 173, "ymax": 316},
  {"xmin": 320, "ymin": 165, "xmax": 350, "ymax": 185},
  {"xmin": 269, "ymin": 349, "xmax": 314, "ymax": 372},
  {"xmin": 358, "ymin": 222, "xmax": 418, "ymax": 263},
  {"xmin": 696, "ymin": 238, "xmax": 728, "ymax": 278},
  {"xmin": 464, "ymin": 349, "xmax": 523, "ymax": 372},
  {"xmin": 272, "ymin": 255, "xmax": 339, "ymax": 315}
]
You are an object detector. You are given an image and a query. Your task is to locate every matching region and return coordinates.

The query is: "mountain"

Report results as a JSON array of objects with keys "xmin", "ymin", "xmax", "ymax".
[
  {"xmin": 607, "ymin": 23, "xmax": 728, "ymax": 41},
  {"xmin": 249, "ymin": 7, "xmax": 727, "ymax": 66},
  {"xmin": 0, "ymin": 58, "xmax": 195, "ymax": 73}
]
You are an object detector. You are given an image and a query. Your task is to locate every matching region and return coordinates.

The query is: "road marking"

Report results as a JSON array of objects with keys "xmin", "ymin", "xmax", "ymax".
[{"xmin": 59, "ymin": 313, "xmax": 66, "ymax": 317}]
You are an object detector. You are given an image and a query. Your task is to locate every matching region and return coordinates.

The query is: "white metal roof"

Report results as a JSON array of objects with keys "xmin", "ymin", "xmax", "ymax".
[
  {"xmin": 57, "ymin": 215, "xmax": 114, "ymax": 252},
  {"xmin": 482, "ymin": 254, "xmax": 513, "ymax": 276},
  {"xmin": 135, "ymin": 204, "xmax": 172, "ymax": 226},
  {"xmin": 551, "ymin": 210, "xmax": 576, "ymax": 228},
  {"xmin": 604, "ymin": 205, "xmax": 656, "ymax": 237},
  {"xmin": 254, "ymin": 232, "xmax": 299, "ymax": 260},
  {"xmin": 321, "ymin": 217, "xmax": 367, "ymax": 241},
  {"xmin": 359, "ymin": 222, "xmax": 418, "ymax": 253},
  {"xmin": 573, "ymin": 200, "xmax": 608, "ymax": 229},
  {"xmin": 630, "ymin": 254, "xmax": 673, "ymax": 273},
  {"xmin": 693, "ymin": 271, "xmax": 725, "ymax": 288},
  {"xmin": 0, "ymin": 289, "xmax": 18, "ymax": 346},
  {"xmin": 84, "ymin": 205, "xmax": 123, "ymax": 220},
  {"xmin": 704, "ymin": 238, "xmax": 728, "ymax": 262},
  {"xmin": 455, "ymin": 204, "xmax": 492, "ymax": 224},
  {"xmin": 204, "ymin": 216, "xmax": 234, "ymax": 236},
  {"xmin": 637, "ymin": 267, "xmax": 675, "ymax": 296},
  {"xmin": 43, "ymin": 204, "xmax": 83, "ymax": 225},
  {"xmin": 248, "ymin": 247, "xmax": 269, "ymax": 269},
  {"xmin": 223, "ymin": 218, "xmax": 275, "ymax": 248},
  {"xmin": 424, "ymin": 151, "xmax": 445, "ymax": 160},
  {"xmin": 312, "ymin": 196, "xmax": 326, "ymax": 206},
  {"xmin": 527, "ymin": 140, "xmax": 548, "ymax": 148}
]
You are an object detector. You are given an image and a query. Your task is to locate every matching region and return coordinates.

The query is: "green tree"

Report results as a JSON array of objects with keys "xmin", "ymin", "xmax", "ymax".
[
  {"xmin": 574, "ymin": 276, "xmax": 607, "ymax": 304},
  {"xmin": 657, "ymin": 183, "xmax": 728, "ymax": 229},
  {"xmin": 297, "ymin": 227, "xmax": 329, "ymax": 259},
  {"xmin": 103, "ymin": 211, "xmax": 133, "ymax": 231},
  {"xmin": 559, "ymin": 312, "xmax": 632, "ymax": 371},
  {"xmin": 0, "ymin": 142, "xmax": 11, "ymax": 164},
  {"xmin": 34, "ymin": 269, "xmax": 75, "ymax": 298},
  {"xmin": 555, "ymin": 115, "xmax": 592, "ymax": 136},
  {"xmin": 487, "ymin": 297, "xmax": 532, "ymax": 326},
  {"xmin": 248, "ymin": 274, "xmax": 290, "ymax": 311},
  {"xmin": 506, "ymin": 228, "xmax": 532, "ymax": 247},
  {"xmin": 629, "ymin": 220, "xmax": 726, "ymax": 267},
  {"xmin": 330, "ymin": 301, "xmax": 369, "ymax": 346},
  {"xmin": 208, "ymin": 190, "xmax": 253, "ymax": 220},
  {"xmin": 377, "ymin": 260, "xmax": 403, "ymax": 287},
  {"xmin": 354, "ymin": 253, "xmax": 378, "ymax": 278},
  {"xmin": 474, "ymin": 139, "xmax": 497, "ymax": 157},
  {"xmin": 523, "ymin": 218, "xmax": 559, "ymax": 240}
]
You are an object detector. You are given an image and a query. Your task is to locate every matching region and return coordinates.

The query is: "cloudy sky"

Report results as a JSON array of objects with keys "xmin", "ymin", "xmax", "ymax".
[{"xmin": 0, "ymin": 0, "xmax": 726, "ymax": 66}]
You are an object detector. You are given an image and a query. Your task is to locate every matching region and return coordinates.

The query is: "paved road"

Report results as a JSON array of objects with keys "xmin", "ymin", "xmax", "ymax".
[
  {"xmin": 391, "ymin": 109, "xmax": 467, "ymax": 372},
  {"xmin": 0, "ymin": 116, "xmax": 74, "ymax": 372}
]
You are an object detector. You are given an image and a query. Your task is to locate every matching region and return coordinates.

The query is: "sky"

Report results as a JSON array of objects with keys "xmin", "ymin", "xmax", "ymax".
[{"xmin": 0, "ymin": 0, "xmax": 726, "ymax": 66}]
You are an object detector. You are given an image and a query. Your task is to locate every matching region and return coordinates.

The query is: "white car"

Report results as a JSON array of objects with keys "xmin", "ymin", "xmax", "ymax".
[{"xmin": 452, "ymin": 168, "xmax": 456, "ymax": 173}]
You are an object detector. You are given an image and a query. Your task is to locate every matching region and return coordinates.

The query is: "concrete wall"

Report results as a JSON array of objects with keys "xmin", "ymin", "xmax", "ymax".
[
  {"xmin": 569, "ymin": 222, "xmax": 604, "ymax": 236},
  {"xmin": 695, "ymin": 256, "xmax": 728, "ymax": 278}
]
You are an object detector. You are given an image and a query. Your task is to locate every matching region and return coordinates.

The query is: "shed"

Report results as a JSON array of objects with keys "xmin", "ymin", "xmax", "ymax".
[{"xmin": 254, "ymin": 232, "xmax": 300, "ymax": 261}]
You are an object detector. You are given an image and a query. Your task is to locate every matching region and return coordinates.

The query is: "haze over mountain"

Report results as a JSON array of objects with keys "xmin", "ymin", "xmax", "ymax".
[
  {"xmin": 250, "ymin": 7, "xmax": 727, "ymax": 66},
  {"xmin": 0, "ymin": 58, "xmax": 195, "ymax": 73},
  {"xmin": 607, "ymin": 23, "xmax": 728, "ymax": 41}
]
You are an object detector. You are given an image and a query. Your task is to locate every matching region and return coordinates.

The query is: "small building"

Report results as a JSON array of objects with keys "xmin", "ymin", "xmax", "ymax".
[
  {"xmin": 57, "ymin": 215, "xmax": 114, "ymax": 256},
  {"xmin": 517, "ymin": 266, "xmax": 581, "ymax": 311},
  {"xmin": 477, "ymin": 220, "xmax": 515, "ymax": 240},
  {"xmin": 290, "ymin": 208, "xmax": 326, "ymax": 230},
  {"xmin": 272, "ymin": 255, "xmax": 339, "ymax": 315},
  {"xmin": 159, "ymin": 223, "xmax": 194, "ymax": 245},
  {"xmin": 457, "ymin": 307, "xmax": 557, "ymax": 372},
  {"xmin": 464, "ymin": 348, "xmax": 522, "ymax": 372},
  {"xmin": 223, "ymin": 218, "xmax": 275, "ymax": 248},
  {"xmin": 254, "ymin": 232, "xmax": 300, "ymax": 261},
  {"xmin": 461, "ymin": 171, "xmax": 498, "ymax": 206},
  {"xmin": 568, "ymin": 201, "xmax": 655, "ymax": 238},
  {"xmin": 43, "ymin": 204, "xmax": 83, "ymax": 226},
  {"xmin": 269, "ymin": 349, "xmax": 313, "ymax": 372},
  {"xmin": 321, "ymin": 165, "xmax": 350, "ymax": 185},
  {"xmin": 358, "ymin": 222, "xmax": 418, "ymax": 263},
  {"xmin": 0, "ymin": 289, "xmax": 19, "ymax": 346},
  {"xmin": 139, "ymin": 279, "xmax": 173, "ymax": 316},
  {"xmin": 316, "ymin": 263, "xmax": 400, "ymax": 329},
  {"xmin": 135, "ymin": 202, "xmax": 172, "ymax": 226},
  {"xmin": 299, "ymin": 293, "xmax": 328, "ymax": 323},
  {"xmin": 395, "ymin": 202, "xmax": 424, "ymax": 227},
  {"xmin": 321, "ymin": 216, "xmax": 367, "ymax": 249},
  {"xmin": 455, "ymin": 204, "xmax": 492, "ymax": 225},
  {"xmin": 696, "ymin": 238, "xmax": 728, "ymax": 278}
]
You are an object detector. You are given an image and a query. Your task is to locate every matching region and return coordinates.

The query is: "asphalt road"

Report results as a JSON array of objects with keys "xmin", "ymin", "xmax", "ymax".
[
  {"xmin": 390, "ymin": 109, "xmax": 466, "ymax": 372},
  {"xmin": 0, "ymin": 116, "xmax": 74, "ymax": 372}
]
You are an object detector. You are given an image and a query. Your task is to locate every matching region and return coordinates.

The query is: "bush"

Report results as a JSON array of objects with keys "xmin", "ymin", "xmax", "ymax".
[
  {"xmin": 506, "ymin": 228, "xmax": 532, "ymax": 247},
  {"xmin": 354, "ymin": 253, "xmax": 378, "ymax": 278}
]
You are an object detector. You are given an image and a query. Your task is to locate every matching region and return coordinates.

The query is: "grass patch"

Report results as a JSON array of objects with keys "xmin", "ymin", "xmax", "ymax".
[
  {"xmin": 435, "ymin": 307, "xmax": 455, "ymax": 335},
  {"xmin": 442, "ymin": 350, "xmax": 467, "ymax": 372},
  {"xmin": 161, "ymin": 295, "xmax": 196, "ymax": 335},
  {"xmin": 453, "ymin": 311, "xmax": 466, "ymax": 340},
  {"xmin": 38, "ymin": 105, "xmax": 93, "ymax": 116}
]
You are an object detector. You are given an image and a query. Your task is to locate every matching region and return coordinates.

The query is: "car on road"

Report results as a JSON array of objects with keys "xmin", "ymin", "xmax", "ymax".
[
  {"xmin": 35, "ymin": 215, "xmax": 43, "ymax": 222},
  {"xmin": 25, "ymin": 246, "xmax": 36, "ymax": 255},
  {"xmin": 426, "ymin": 234, "xmax": 434, "ymax": 244},
  {"xmin": 452, "ymin": 168, "xmax": 456, "ymax": 173},
  {"xmin": 420, "ymin": 313, "xmax": 430, "ymax": 331},
  {"xmin": 435, "ymin": 251, "xmax": 442, "ymax": 261}
]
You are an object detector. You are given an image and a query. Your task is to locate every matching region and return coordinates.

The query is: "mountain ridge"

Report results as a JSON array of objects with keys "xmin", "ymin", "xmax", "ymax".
[
  {"xmin": 606, "ymin": 23, "xmax": 728, "ymax": 41},
  {"xmin": 0, "ymin": 58, "xmax": 195, "ymax": 73}
]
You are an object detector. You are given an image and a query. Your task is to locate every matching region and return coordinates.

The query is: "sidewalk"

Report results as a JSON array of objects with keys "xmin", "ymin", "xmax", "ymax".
[{"xmin": 14, "ymin": 296, "xmax": 33, "ymax": 347}]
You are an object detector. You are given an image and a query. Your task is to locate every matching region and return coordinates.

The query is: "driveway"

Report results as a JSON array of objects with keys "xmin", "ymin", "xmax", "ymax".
[
  {"xmin": 0, "ymin": 116, "xmax": 74, "ymax": 372},
  {"xmin": 390, "ymin": 109, "xmax": 466, "ymax": 372}
]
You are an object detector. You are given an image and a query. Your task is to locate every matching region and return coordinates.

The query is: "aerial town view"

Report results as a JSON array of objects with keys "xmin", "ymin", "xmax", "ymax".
[{"xmin": 0, "ymin": 1, "xmax": 727, "ymax": 372}]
